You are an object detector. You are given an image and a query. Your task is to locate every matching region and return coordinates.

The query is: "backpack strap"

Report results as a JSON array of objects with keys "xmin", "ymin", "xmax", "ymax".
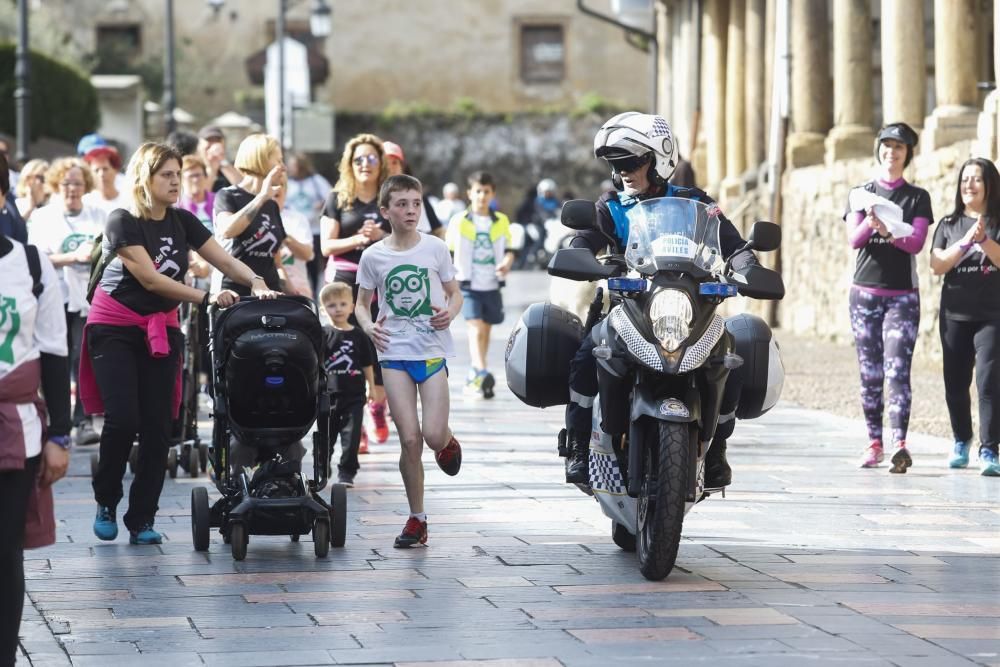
[{"xmin": 25, "ymin": 244, "xmax": 44, "ymax": 298}]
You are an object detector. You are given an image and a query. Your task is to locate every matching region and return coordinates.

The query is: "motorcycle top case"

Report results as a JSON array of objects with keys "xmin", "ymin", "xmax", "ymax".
[
  {"xmin": 725, "ymin": 313, "xmax": 784, "ymax": 420},
  {"xmin": 505, "ymin": 302, "xmax": 583, "ymax": 408}
]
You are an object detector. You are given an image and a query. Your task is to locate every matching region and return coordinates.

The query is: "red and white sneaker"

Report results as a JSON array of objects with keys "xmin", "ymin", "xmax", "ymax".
[
  {"xmin": 367, "ymin": 400, "xmax": 390, "ymax": 444},
  {"xmin": 394, "ymin": 516, "xmax": 428, "ymax": 548},
  {"xmin": 435, "ymin": 435, "xmax": 462, "ymax": 476},
  {"xmin": 859, "ymin": 440, "xmax": 884, "ymax": 468}
]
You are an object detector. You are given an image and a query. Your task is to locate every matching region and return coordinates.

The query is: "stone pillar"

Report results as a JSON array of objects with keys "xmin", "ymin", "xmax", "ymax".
[
  {"xmin": 785, "ymin": 0, "xmax": 832, "ymax": 168},
  {"xmin": 745, "ymin": 0, "xmax": 766, "ymax": 172},
  {"xmin": 880, "ymin": 0, "xmax": 925, "ymax": 130},
  {"xmin": 722, "ymin": 0, "xmax": 746, "ymax": 201},
  {"xmin": 824, "ymin": 0, "xmax": 874, "ymax": 163},
  {"xmin": 703, "ymin": 0, "xmax": 729, "ymax": 191},
  {"xmin": 923, "ymin": 0, "xmax": 980, "ymax": 150}
]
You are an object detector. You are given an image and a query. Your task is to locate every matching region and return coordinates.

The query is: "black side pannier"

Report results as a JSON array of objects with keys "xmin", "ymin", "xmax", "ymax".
[
  {"xmin": 505, "ymin": 303, "xmax": 583, "ymax": 408},
  {"xmin": 725, "ymin": 313, "xmax": 784, "ymax": 420}
]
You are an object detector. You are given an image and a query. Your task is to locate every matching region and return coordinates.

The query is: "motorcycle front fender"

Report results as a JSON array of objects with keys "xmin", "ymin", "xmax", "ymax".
[{"xmin": 630, "ymin": 382, "xmax": 701, "ymax": 424}]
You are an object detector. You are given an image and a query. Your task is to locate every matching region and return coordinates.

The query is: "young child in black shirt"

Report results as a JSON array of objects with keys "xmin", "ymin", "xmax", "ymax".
[{"xmin": 320, "ymin": 281, "xmax": 374, "ymax": 487}]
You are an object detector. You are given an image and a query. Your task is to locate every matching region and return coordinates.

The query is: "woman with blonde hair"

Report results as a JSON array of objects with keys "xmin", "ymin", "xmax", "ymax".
[
  {"xmin": 212, "ymin": 133, "xmax": 287, "ymax": 296},
  {"xmin": 320, "ymin": 133, "xmax": 392, "ymax": 443},
  {"xmin": 28, "ymin": 156, "xmax": 108, "ymax": 446},
  {"xmin": 13, "ymin": 158, "xmax": 50, "ymax": 221},
  {"xmin": 83, "ymin": 142, "xmax": 279, "ymax": 545}
]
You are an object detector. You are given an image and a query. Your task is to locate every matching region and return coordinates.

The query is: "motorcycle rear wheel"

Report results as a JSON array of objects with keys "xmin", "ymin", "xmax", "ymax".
[{"xmin": 636, "ymin": 420, "xmax": 688, "ymax": 580}]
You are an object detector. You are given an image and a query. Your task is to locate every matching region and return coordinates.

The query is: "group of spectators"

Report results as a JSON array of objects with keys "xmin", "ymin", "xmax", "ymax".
[{"xmin": 3, "ymin": 114, "xmax": 1000, "ymax": 664}]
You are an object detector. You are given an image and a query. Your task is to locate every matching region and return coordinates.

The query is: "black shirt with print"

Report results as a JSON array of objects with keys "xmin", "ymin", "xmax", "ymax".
[
  {"xmin": 323, "ymin": 325, "xmax": 373, "ymax": 396},
  {"xmin": 845, "ymin": 181, "xmax": 934, "ymax": 290},
  {"xmin": 100, "ymin": 207, "xmax": 212, "ymax": 315},
  {"xmin": 932, "ymin": 215, "xmax": 1000, "ymax": 321},
  {"xmin": 214, "ymin": 186, "xmax": 285, "ymax": 294},
  {"xmin": 320, "ymin": 194, "xmax": 390, "ymax": 268}
]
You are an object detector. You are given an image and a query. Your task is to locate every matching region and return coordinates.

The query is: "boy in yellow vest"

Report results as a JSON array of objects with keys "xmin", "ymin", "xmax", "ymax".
[{"xmin": 446, "ymin": 171, "xmax": 515, "ymax": 398}]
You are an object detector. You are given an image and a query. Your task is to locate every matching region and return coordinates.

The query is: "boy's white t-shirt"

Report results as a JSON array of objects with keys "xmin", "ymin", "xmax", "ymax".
[
  {"xmin": 469, "ymin": 213, "xmax": 499, "ymax": 291},
  {"xmin": 27, "ymin": 200, "xmax": 108, "ymax": 314},
  {"xmin": 279, "ymin": 206, "xmax": 314, "ymax": 297},
  {"xmin": 357, "ymin": 234, "xmax": 457, "ymax": 361}
]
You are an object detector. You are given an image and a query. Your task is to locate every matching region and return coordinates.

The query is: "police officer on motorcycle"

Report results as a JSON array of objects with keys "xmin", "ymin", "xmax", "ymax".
[{"xmin": 561, "ymin": 111, "xmax": 759, "ymax": 489}]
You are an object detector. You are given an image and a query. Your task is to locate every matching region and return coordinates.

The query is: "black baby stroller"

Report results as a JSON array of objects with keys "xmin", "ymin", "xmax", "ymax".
[{"xmin": 190, "ymin": 295, "xmax": 347, "ymax": 561}]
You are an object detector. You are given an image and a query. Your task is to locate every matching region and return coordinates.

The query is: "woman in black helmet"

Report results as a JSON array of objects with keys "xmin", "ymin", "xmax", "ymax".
[{"xmin": 843, "ymin": 122, "xmax": 933, "ymax": 474}]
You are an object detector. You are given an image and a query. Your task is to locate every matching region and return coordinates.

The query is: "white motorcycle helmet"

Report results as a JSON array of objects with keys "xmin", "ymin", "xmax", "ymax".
[
  {"xmin": 593, "ymin": 112, "xmax": 678, "ymax": 191},
  {"xmin": 537, "ymin": 178, "xmax": 558, "ymax": 197}
]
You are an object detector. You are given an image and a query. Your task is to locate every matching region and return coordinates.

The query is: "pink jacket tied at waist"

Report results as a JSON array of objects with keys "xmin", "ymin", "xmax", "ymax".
[
  {"xmin": 79, "ymin": 287, "xmax": 182, "ymax": 418},
  {"xmin": 0, "ymin": 358, "xmax": 56, "ymax": 548}
]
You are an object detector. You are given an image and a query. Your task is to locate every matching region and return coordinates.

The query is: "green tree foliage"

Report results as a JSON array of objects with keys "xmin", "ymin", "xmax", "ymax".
[{"xmin": 0, "ymin": 43, "xmax": 100, "ymax": 143}]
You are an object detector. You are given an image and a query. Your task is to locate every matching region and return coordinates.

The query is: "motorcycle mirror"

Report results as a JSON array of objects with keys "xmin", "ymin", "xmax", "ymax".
[
  {"xmin": 747, "ymin": 221, "xmax": 781, "ymax": 252},
  {"xmin": 560, "ymin": 199, "xmax": 597, "ymax": 231},
  {"xmin": 547, "ymin": 248, "xmax": 617, "ymax": 281},
  {"xmin": 736, "ymin": 265, "xmax": 785, "ymax": 300}
]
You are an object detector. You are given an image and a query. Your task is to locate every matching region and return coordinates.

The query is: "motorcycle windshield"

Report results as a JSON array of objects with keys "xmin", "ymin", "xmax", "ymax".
[{"xmin": 623, "ymin": 198, "xmax": 725, "ymax": 274}]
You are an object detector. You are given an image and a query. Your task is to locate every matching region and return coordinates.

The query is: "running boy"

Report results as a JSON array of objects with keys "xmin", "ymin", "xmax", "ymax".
[
  {"xmin": 356, "ymin": 174, "xmax": 463, "ymax": 548},
  {"xmin": 320, "ymin": 281, "xmax": 375, "ymax": 487},
  {"xmin": 446, "ymin": 171, "xmax": 515, "ymax": 398}
]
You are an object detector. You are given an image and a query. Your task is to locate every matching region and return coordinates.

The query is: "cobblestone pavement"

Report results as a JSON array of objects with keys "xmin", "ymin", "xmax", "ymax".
[{"xmin": 18, "ymin": 272, "xmax": 1000, "ymax": 666}]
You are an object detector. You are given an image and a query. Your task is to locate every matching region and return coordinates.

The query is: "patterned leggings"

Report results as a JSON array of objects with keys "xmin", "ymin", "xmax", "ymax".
[{"xmin": 849, "ymin": 287, "xmax": 920, "ymax": 444}]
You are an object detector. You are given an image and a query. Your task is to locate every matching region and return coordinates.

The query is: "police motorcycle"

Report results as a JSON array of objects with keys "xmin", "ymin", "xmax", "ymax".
[{"xmin": 506, "ymin": 197, "xmax": 784, "ymax": 580}]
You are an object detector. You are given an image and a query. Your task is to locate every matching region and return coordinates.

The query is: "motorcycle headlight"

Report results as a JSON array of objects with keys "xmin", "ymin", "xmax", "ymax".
[{"xmin": 649, "ymin": 289, "xmax": 693, "ymax": 352}]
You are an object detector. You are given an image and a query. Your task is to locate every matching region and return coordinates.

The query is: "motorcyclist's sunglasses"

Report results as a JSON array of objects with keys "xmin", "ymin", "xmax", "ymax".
[{"xmin": 608, "ymin": 153, "xmax": 651, "ymax": 175}]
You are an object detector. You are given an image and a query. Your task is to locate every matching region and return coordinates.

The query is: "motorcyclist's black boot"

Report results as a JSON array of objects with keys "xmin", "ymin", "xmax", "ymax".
[
  {"xmin": 564, "ymin": 429, "xmax": 591, "ymax": 484},
  {"xmin": 704, "ymin": 437, "xmax": 732, "ymax": 488}
]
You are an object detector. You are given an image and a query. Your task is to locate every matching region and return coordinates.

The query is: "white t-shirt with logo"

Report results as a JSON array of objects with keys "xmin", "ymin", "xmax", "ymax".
[
  {"xmin": 0, "ymin": 241, "xmax": 68, "ymax": 458},
  {"xmin": 28, "ymin": 200, "xmax": 108, "ymax": 314},
  {"xmin": 82, "ymin": 189, "xmax": 133, "ymax": 216},
  {"xmin": 357, "ymin": 234, "xmax": 457, "ymax": 361},
  {"xmin": 469, "ymin": 213, "xmax": 499, "ymax": 291},
  {"xmin": 279, "ymin": 206, "xmax": 314, "ymax": 297}
]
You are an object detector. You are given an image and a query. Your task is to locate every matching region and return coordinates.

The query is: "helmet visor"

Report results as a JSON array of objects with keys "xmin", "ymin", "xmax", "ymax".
[{"xmin": 607, "ymin": 152, "xmax": 651, "ymax": 175}]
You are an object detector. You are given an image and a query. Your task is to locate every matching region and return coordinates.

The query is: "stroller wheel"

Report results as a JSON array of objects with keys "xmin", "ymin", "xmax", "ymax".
[
  {"xmin": 89, "ymin": 452, "xmax": 99, "ymax": 478},
  {"xmin": 330, "ymin": 483, "xmax": 347, "ymax": 548},
  {"xmin": 198, "ymin": 444, "xmax": 208, "ymax": 473},
  {"xmin": 230, "ymin": 522, "xmax": 247, "ymax": 561},
  {"xmin": 313, "ymin": 519, "xmax": 330, "ymax": 558},
  {"xmin": 191, "ymin": 487, "xmax": 210, "ymax": 552},
  {"xmin": 188, "ymin": 446, "xmax": 200, "ymax": 478},
  {"xmin": 167, "ymin": 448, "xmax": 178, "ymax": 479}
]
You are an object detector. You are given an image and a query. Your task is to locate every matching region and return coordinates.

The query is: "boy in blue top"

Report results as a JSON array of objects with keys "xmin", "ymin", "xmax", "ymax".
[{"xmin": 446, "ymin": 171, "xmax": 515, "ymax": 398}]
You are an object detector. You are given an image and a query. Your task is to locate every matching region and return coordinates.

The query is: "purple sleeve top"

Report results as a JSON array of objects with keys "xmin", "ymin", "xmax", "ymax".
[
  {"xmin": 891, "ymin": 217, "xmax": 930, "ymax": 254},
  {"xmin": 847, "ymin": 211, "xmax": 874, "ymax": 249}
]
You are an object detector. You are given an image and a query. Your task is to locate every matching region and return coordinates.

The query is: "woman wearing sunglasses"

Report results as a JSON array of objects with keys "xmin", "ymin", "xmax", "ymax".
[{"xmin": 320, "ymin": 134, "xmax": 392, "ymax": 445}]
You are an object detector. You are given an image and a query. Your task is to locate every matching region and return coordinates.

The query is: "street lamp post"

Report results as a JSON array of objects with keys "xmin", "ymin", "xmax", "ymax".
[
  {"xmin": 164, "ymin": 0, "xmax": 177, "ymax": 135},
  {"xmin": 15, "ymin": 0, "xmax": 31, "ymax": 164},
  {"xmin": 277, "ymin": 0, "xmax": 287, "ymax": 149},
  {"xmin": 276, "ymin": 0, "xmax": 332, "ymax": 149}
]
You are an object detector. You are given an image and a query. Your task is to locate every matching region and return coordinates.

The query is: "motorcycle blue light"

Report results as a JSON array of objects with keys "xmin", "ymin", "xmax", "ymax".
[
  {"xmin": 265, "ymin": 376, "xmax": 285, "ymax": 387},
  {"xmin": 608, "ymin": 277, "xmax": 648, "ymax": 292},
  {"xmin": 699, "ymin": 283, "xmax": 739, "ymax": 297}
]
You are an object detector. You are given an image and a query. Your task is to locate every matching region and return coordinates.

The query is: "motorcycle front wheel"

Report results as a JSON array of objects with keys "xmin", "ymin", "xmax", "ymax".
[{"xmin": 636, "ymin": 420, "xmax": 689, "ymax": 580}]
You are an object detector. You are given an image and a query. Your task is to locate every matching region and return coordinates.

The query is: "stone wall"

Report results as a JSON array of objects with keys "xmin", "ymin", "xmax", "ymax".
[
  {"xmin": 773, "ymin": 141, "xmax": 973, "ymax": 361},
  {"xmin": 322, "ymin": 112, "xmax": 614, "ymax": 212}
]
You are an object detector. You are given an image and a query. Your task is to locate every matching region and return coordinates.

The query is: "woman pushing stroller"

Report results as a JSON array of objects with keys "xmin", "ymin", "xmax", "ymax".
[{"xmin": 82, "ymin": 141, "xmax": 279, "ymax": 545}]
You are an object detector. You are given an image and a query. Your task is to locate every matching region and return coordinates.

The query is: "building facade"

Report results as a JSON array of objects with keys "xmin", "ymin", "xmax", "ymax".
[{"xmin": 32, "ymin": 0, "xmax": 654, "ymax": 121}]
